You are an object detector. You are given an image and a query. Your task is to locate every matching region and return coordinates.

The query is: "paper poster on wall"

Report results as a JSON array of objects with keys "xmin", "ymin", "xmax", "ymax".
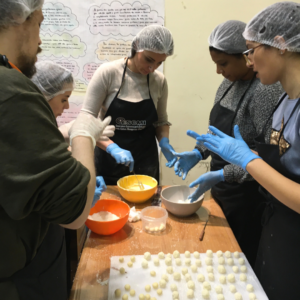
[{"xmin": 38, "ymin": 0, "xmax": 165, "ymax": 126}]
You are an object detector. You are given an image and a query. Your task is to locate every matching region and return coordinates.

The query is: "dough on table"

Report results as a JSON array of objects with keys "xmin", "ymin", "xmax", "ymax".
[
  {"xmin": 161, "ymin": 274, "xmax": 169, "ymax": 282},
  {"xmin": 215, "ymin": 285, "xmax": 223, "ymax": 294},
  {"xmin": 217, "ymin": 295, "xmax": 225, "ymax": 300},
  {"xmin": 172, "ymin": 291, "xmax": 179, "ymax": 300},
  {"xmin": 240, "ymin": 266, "xmax": 247, "ymax": 273},
  {"xmin": 208, "ymin": 272, "xmax": 215, "ymax": 281},
  {"xmin": 114, "ymin": 289, "xmax": 121, "ymax": 297},
  {"xmin": 154, "ymin": 258, "xmax": 160, "ymax": 266},
  {"xmin": 227, "ymin": 258, "xmax": 234, "ymax": 266},
  {"xmin": 187, "ymin": 280, "xmax": 195, "ymax": 289},
  {"xmin": 119, "ymin": 257, "xmax": 124, "ymax": 263},
  {"xmin": 203, "ymin": 281, "xmax": 211, "ymax": 290},
  {"xmin": 206, "ymin": 249, "xmax": 213, "ymax": 257},
  {"xmin": 167, "ymin": 266, "xmax": 174, "ymax": 274},
  {"xmin": 185, "ymin": 273, "xmax": 192, "ymax": 282},
  {"xmin": 145, "ymin": 285, "xmax": 151, "ymax": 292},
  {"xmin": 150, "ymin": 270, "xmax": 156, "ymax": 277},
  {"xmin": 206, "ymin": 266, "xmax": 213, "ymax": 273},
  {"xmin": 246, "ymin": 284, "xmax": 254, "ymax": 292},
  {"xmin": 159, "ymin": 279, "xmax": 166, "ymax": 288},
  {"xmin": 249, "ymin": 293, "xmax": 257, "ymax": 300},
  {"xmin": 187, "ymin": 289, "xmax": 194, "ymax": 299},
  {"xmin": 234, "ymin": 292, "xmax": 242, "ymax": 300},
  {"xmin": 228, "ymin": 273, "xmax": 235, "ymax": 283},
  {"xmin": 185, "ymin": 258, "xmax": 191, "ymax": 266},
  {"xmin": 150, "ymin": 298, "xmax": 157, "ymax": 300},
  {"xmin": 195, "ymin": 259, "xmax": 202, "ymax": 267},
  {"xmin": 191, "ymin": 265, "xmax": 197, "ymax": 273},
  {"xmin": 219, "ymin": 275, "xmax": 226, "ymax": 284},
  {"xmin": 165, "ymin": 257, "xmax": 172, "ymax": 266},
  {"xmin": 216, "ymin": 250, "xmax": 223, "ymax": 257},
  {"xmin": 218, "ymin": 257, "xmax": 225, "ymax": 265},
  {"xmin": 145, "ymin": 295, "xmax": 151, "ymax": 300},
  {"xmin": 193, "ymin": 251, "xmax": 200, "ymax": 258},
  {"xmin": 238, "ymin": 258, "xmax": 245, "ymax": 265},
  {"xmin": 232, "ymin": 266, "xmax": 239, "ymax": 273},
  {"xmin": 152, "ymin": 282, "xmax": 158, "ymax": 289},
  {"xmin": 205, "ymin": 257, "xmax": 213, "ymax": 265},
  {"xmin": 173, "ymin": 272, "xmax": 181, "ymax": 281},
  {"xmin": 185, "ymin": 251, "xmax": 191, "ymax": 258},
  {"xmin": 130, "ymin": 256, "xmax": 136, "ymax": 262},
  {"xmin": 158, "ymin": 252, "xmax": 165, "ymax": 259},
  {"xmin": 239, "ymin": 274, "xmax": 247, "ymax": 281},
  {"xmin": 234, "ymin": 251, "xmax": 240, "ymax": 258},
  {"xmin": 218, "ymin": 265, "xmax": 226, "ymax": 274},
  {"xmin": 197, "ymin": 273, "xmax": 205, "ymax": 282},
  {"xmin": 142, "ymin": 260, "xmax": 148, "ymax": 268},
  {"xmin": 229, "ymin": 285, "xmax": 237, "ymax": 293},
  {"xmin": 202, "ymin": 288, "xmax": 209, "ymax": 299},
  {"xmin": 170, "ymin": 283, "xmax": 177, "ymax": 291},
  {"xmin": 139, "ymin": 294, "xmax": 145, "ymax": 300},
  {"xmin": 120, "ymin": 267, "xmax": 125, "ymax": 274},
  {"xmin": 130, "ymin": 289, "xmax": 135, "ymax": 296},
  {"xmin": 181, "ymin": 267, "xmax": 188, "ymax": 275},
  {"xmin": 175, "ymin": 258, "xmax": 182, "ymax": 266},
  {"xmin": 127, "ymin": 261, "xmax": 133, "ymax": 268},
  {"xmin": 157, "ymin": 289, "xmax": 162, "ymax": 295},
  {"xmin": 144, "ymin": 252, "xmax": 151, "ymax": 261},
  {"xmin": 122, "ymin": 294, "xmax": 128, "ymax": 300},
  {"xmin": 173, "ymin": 250, "xmax": 180, "ymax": 258},
  {"xmin": 167, "ymin": 253, "xmax": 172, "ymax": 258},
  {"xmin": 225, "ymin": 251, "xmax": 232, "ymax": 258}
]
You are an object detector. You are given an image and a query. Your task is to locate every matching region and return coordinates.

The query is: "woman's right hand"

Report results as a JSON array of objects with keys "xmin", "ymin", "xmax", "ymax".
[
  {"xmin": 106, "ymin": 143, "xmax": 134, "ymax": 172},
  {"xmin": 172, "ymin": 149, "xmax": 202, "ymax": 180}
]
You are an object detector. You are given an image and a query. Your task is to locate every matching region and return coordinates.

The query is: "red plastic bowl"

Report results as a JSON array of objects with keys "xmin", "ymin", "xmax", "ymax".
[{"xmin": 85, "ymin": 199, "xmax": 130, "ymax": 235}]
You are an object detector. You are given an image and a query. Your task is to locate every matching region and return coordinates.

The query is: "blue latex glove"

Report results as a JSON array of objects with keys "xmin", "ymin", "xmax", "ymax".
[
  {"xmin": 197, "ymin": 125, "xmax": 261, "ymax": 170},
  {"xmin": 92, "ymin": 176, "xmax": 107, "ymax": 207},
  {"xmin": 188, "ymin": 169, "xmax": 225, "ymax": 203},
  {"xmin": 106, "ymin": 143, "xmax": 134, "ymax": 172},
  {"xmin": 159, "ymin": 137, "xmax": 177, "ymax": 167},
  {"xmin": 172, "ymin": 149, "xmax": 202, "ymax": 180},
  {"xmin": 186, "ymin": 130, "xmax": 204, "ymax": 147}
]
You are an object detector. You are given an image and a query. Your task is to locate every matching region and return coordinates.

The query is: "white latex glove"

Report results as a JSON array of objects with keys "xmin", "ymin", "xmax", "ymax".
[
  {"xmin": 69, "ymin": 113, "xmax": 112, "ymax": 148},
  {"xmin": 59, "ymin": 120, "xmax": 75, "ymax": 143}
]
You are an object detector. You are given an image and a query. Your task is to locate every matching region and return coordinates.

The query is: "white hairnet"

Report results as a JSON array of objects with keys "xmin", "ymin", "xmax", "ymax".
[
  {"xmin": 31, "ymin": 61, "xmax": 74, "ymax": 101},
  {"xmin": 0, "ymin": 0, "xmax": 44, "ymax": 28},
  {"xmin": 131, "ymin": 25, "xmax": 174, "ymax": 56},
  {"xmin": 243, "ymin": 2, "xmax": 300, "ymax": 52},
  {"xmin": 209, "ymin": 20, "xmax": 247, "ymax": 54}
]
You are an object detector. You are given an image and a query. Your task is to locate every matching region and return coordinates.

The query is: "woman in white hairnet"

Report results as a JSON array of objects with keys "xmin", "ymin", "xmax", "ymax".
[
  {"xmin": 172, "ymin": 20, "xmax": 283, "ymax": 267},
  {"xmin": 197, "ymin": 2, "xmax": 300, "ymax": 299},
  {"xmin": 81, "ymin": 25, "xmax": 176, "ymax": 185}
]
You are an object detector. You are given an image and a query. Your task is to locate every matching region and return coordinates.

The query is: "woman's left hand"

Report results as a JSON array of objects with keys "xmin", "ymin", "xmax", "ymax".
[
  {"xmin": 159, "ymin": 137, "xmax": 177, "ymax": 167},
  {"xmin": 92, "ymin": 176, "xmax": 107, "ymax": 207}
]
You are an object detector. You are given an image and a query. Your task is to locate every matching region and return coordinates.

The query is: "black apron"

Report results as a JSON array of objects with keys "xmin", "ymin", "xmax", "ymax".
[
  {"xmin": 95, "ymin": 59, "xmax": 159, "ymax": 185},
  {"xmin": 13, "ymin": 224, "xmax": 67, "ymax": 300},
  {"xmin": 210, "ymin": 77, "xmax": 265, "ymax": 267},
  {"xmin": 254, "ymin": 94, "xmax": 300, "ymax": 300}
]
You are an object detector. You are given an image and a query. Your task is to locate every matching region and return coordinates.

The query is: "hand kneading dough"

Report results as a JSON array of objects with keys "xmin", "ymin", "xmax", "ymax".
[
  {"xmin": 144, "ymin": 252, "xmax": 151, "ymax": 261},
  {"xmin": 185, "ymin": 258, "xmax": 191, "ymax": 266},
  {"xmin": 175, "ymin": 258, "xmax": 181, "ymax": 266},
  {"xmin": 191, "ymin": 265, "xmax": 197, "ymax": 273},
  {"xmin": 219, "ymin": 275, "xmax": 226, "ymax": 284},
  {"xmin": 185, "ymin": 273, "xmax": 192, "ymax": 282},
  {"xmin": 208, "ymin": 273, "xmax": 215, "ymax": 281},
  {"xmin": 130, "ymin": 289, "xmax": 135, "ymax": 296},
  {"xmin": 173, "ymin": 250, "xmax": 180, "ymax": 258},
  {"xmin": 122, "ymin": 294, "xmax": 128, "ymax": 300},
  {"xmin": 158, "ymin": 252, "xmax": 165, "ymax": 259},
  {"xmin": 182, "ymin": 268, "xmax": 188, "ymax": 275},
  {"xmin": 165, "ymin": 258, "xmax": 172, "ymax": 266},
  {"xmin": 216, "ymin": 250, "xmax": 223, "ymax": 257},
  {"xmin": 127, "ymin": 261, "xmax": 133, "ymax": 267},
  {"xmin": 229, "ymin": 285, "xmax": 237, "ymax": 293},
  {"xmin": 130, "ymin": 256, "xmax": 136, "ymax": 262},
  {"xmin": 215, "ymin": 285, "xmax": 223, "ymax": 294},
  {"xmin": 187, "ymin": 280, "xmax": 195, "ymax": 289},
  {"xmin": 159, "ymin": 279, "xmax": 166, "ymax": 288},
  {"xmin": 205, "ymin": 257, "xmax": 213, "ymax": 265},
  {"xmin": 234, "ymin": 292, "xmax": 242, "ymax": 300},
  {"xmin": 202, "ymin": 289, "xmax": 209, "ymax": 299},
  {"xmin": 218, "ymin": 265, "xmax": 226, "ymax": 274},
  {"xmin": 246, "ymin": 284, "xmax": 254, "ymax": 292},
  {"xmin": 142, "ymin": 260, "xmax": 148, "ymax": 268},
  {"xmin": 218, "ymin": 257, "xmax": 225, "ymax": 265},
  {"xmin": 197, "ymin": 273, "xmax": 205, "ymax": 282},
  {"xmin": 240, "ymin": 266, "xmax": 247, "ymax": 273},
  {"xmin": 173, "ymin": 272, "xmax": 181, "ymax": 281},
  {"xmin": 139, "ymin": 294, "xmax": 145, "ymax": 300},
  {"xmin": 232, "ymin": 266, "xmax": 239, "ymax": 273},
  {"xmin": 195, "ymin": 259, "xmax": 202, "ymax": 267},
  {"xmin": 217, "ymin": 295, "xmax": 225, "ymax": 300},
  {"xmin": 115, "ymin": 289, "xmax": 121, "ymax": 297},
  {"xmin": 145, "ymin": 285, "xmax": 151, "ymax": 292},
  {"xmin": 203, "ymin": 281, "xmax": 211, "ymax": 290},
  {"xmin": 161, "ymin": 274, "xmax": 169, "ymax": 282},
  {"xmin": 240, "ymin": 274, "xmax": 247, "ymax": 281},
  {"xmin": 193, "ymin": 251, "xmax": 200, "ymax": 258},
  {"xmin": 234, "ymin": 251, "xmax": 240, "ymax": 258},
  {"xmin": 152, "ymin": 282, "xmax": 158, "ymax": 289},
  {"xmin": 185, "ymin": 251, "xmax": 191, "ymax": 258},
  {"xmin": 249, "ymin": 293, "xmax": 257, "ymax": 300},
  {"xmin": 238, "ymin": 258, "xmax": 245, "ymax": 265},
  {"xmin": 170, "ymin": 283, "xmax": 177, "ymax": 291},
  {"xmin": 227, "ymin": 258, "xmax": 234, "ymax": 266},
  {"xmin": 187, "ymin": 289, "xmax": 194, "ymax": 299},
  {"xmin": 119, "ymin": 257, "xmax": 124, "ymax": 263},
  {"xmin": 154, "ymin": 258, "xmax": 160, "ymax": 266},
  {"xmin": 157, "ymin": 289, "xmax": 162, "ymax": 295},
  {"xmin": 150, "ymin": 270, "xmax": 156, "ymax": 276},
  {"xmin": 206, "ymin": 249, "xmax": 213, "ymax": 257},
  {"xmin": 167, "ymin": 266, "xmax": 173, "ymax": 274},
  {"xmin": 172, "ymin": 291, "xmax": 179, "ymax": 300},
  {"xmin": 120, "ymin": 267, "xmax": 125, "ymax": 274}
]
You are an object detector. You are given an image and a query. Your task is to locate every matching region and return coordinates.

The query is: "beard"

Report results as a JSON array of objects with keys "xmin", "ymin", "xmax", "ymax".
[{"xmin": 17, "ymin": 47, "xmax": 42, "ymax": 78}]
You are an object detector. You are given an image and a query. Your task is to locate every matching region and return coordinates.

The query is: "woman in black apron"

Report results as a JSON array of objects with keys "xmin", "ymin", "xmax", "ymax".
[
  {"xmin": 172, "ymin": 20, "xmax": 282, "ymax": 267},
  {"xmin": 81, "ymin": 25, "xmax": 176, "ymax": 185},
  {"xmin": 197, "ymin": 3, "xmax": 300, "ymax": 299}
]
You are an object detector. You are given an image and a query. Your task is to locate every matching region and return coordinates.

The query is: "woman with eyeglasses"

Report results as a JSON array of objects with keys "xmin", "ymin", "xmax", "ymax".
[
  {"xmin": 172, "ymin": 20, "xmax": 283, "ymax": 267},
  {"xmin": 197, "ymin": 3, "xmax": 300, "ymax": 299}
]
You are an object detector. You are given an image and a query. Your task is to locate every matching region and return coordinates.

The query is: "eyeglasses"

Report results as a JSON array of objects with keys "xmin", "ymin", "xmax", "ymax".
[{"xmin": 243, "ymin": 44, "xmax": 263, "ymax": 65}]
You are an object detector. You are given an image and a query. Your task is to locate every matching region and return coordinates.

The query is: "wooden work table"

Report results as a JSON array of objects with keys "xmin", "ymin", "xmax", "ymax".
[{"xmin": 70, "ymin": 186, "xmax": 241, "ymax": 300}]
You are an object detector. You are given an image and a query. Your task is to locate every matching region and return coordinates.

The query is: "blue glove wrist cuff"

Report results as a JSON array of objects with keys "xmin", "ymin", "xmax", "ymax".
[
  {"xmin": 192, "ymin": 149, "xmax": 203, "ymax": 160},
  {"xmin": 159, "ymin": 137, "xmax": 169, "ymax": 147},
  {"xmin": 106, "ymin": 143, "xmax": 120, "ymax": 154},
  {"xmin": 242, "ymin": 154, "xmax": 261, "ymax": 170},
  {"xmin": 218, "ymin": 169, "xmax": 225, "ymax": 182}
]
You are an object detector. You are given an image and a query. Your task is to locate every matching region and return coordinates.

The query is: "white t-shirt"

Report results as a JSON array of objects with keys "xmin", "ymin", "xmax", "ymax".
[{"xmin": 81, "ymin": 58, "xmax": 171, "ymax": 127}]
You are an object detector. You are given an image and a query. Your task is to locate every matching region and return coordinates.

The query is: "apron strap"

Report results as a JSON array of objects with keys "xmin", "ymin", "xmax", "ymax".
[{"xmin": 146, "ymin": 74, "xmax": 152, "ymax": 100}]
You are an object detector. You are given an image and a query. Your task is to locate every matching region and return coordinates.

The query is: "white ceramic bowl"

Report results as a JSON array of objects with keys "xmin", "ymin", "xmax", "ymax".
[{"xmin": 161, "ymin": 185, "xmax": 204, "ymax": 217}]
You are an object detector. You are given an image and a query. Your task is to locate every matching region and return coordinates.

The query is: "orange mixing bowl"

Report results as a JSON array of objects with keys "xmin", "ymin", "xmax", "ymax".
[{"xmin": 85, "ymin": 199, "xmax": 130, "ymax": 235}]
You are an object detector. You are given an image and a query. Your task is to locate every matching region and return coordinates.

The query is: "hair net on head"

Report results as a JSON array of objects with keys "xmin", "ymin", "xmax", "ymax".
[
  {"xmin": 209, "ymin": 20, "xmax": 247, "ymax": 54},
  {"xmin": 31, "ymin": 61, "xmax": 74, "ymax": 101},
  {"xmin": 243, "ymin": 2, "xmax": 300, "ymax": 52},
  {"xmin": 0, "ymin": 0, "xmax": 44, "ymax": 28},
  {"xmin": 131, "ymin": 24, "xmax": 174, "ymax": 56}
]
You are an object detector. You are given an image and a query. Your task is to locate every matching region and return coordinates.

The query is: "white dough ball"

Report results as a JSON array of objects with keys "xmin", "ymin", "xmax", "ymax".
[
  {"xmin": 144, "ymin": 252, "xmax": 151, "ymax": 261},
  {"xmin": 215, "ymin": 285, "xmax": 223, "ymax": 294},
  {"xmin": 234, "ymin": 292, "xmax": 242, "ymax": 300},
  {"xmin": 125, "ymin": 284, "xmax": 131, "ymax": 291},
  {"xmin": 172, "ymin": 291, "xmax": 179, "ymax": 300},
  {"xmin": 167, "ymin": 253, "xmax": 172, "ymax": 258},
  {"xmin": 154, "ymin": 258, "xmax": 160, "ymax": 266},
  {"xmin": 216, "ymin": 250, "xmax": 223, "ymax": 257},
  {"xmin": 115, "ymin": 288, "xmax": 122, "ymax": 297},
  {"xmin": 205, "ymin": 257, "xmax": 213, "ymax": 265},
  {"xmin": 208, "ymin": 273, "xmax": 215, "ymax": 281},
  {"xmin": 130, "ymin": 256, "xmax": 135, "ymax": 262},
  {"xmin": 206, "ymin": 249, "xmax": 213, "ymax": 257},
  {"xmin": 206, "ymin": 266, "xmax": 213, "ymax": 273},
  {"xmin": 150, "ymin": 298, "xmax": 156, "ymax": 300},
  {"xmin": 185, "ymin": 251, "xmax": 191, "ymax": 258},
  {"xmin": 139, "ymin": 294, "xmax": 145, "ymax": 300},
  {"xmin": 185, "ymin": 273, "xmax": 192, "ymax": 282},
  {"xmin": 249, "ymin": 293, "xmax": 257, "ymax": 300},
  {"xmin": 130, "ymin": 290, "xmax": 135, "ymax": 297},
  {"xmin": 238, "ymin": 258, "xmax": 245, "ymax": 265},
  {"xmin": 159, "ymin": 279, "xmax": 166, "ymax": 288},
  {"xmin": 162, "ymin": 274, "xmax": 169, "ymax": 282},
  {"xmin": 167, "ymin": 266, "xmax": 174, "ymax": 274},
  {"xmin": 197, "ymin": 273, "xmax": 205, "ymax": 282},
  {"xmin": 193, "ymin": 251, "xmax": 200, "ymax": 258},
  {"xmin": 202, "ymin": 288, "xmax": 209, "ymax": 299},
  {"xmin": 152, "ymin": 282, "xmax": 158, "ymax": 289},
  {"xmin": 127, "ymin": 261, "xmax": 133, "ymax": 268},
  {"xmin": 120, "ymin": 267, "xmax": 125, "ymax": 274},
  {"xmin": 225, "ymin": 251, "xmax": 231, "ymax": 258},
  {"xmin": 187, "ymin": 289, "xmax": 194, "ymax": 299},
  {"xmin": 173, "ymin": 250, "xmax": 180, "ymax": 258},
  {"xmin": 195, "ymin": 259, "xmax": 202, "ymax": 267},
  {"xmin": 122, "ymin": 294, "xmax": 128, "ymax": 300},
  {"xmin": 246, "ymin": 284, "xmax": 254, "ymax": 292},
  {"xmin": 219, "ymin": 275, "xmax": 226, "ymax": 284},
  {"xmin": 234, "ymin": 251, "xmax": 240, "ymax": 258},
  {"xmin": 157, "ymin": 289, "xmax": 162, "ymax": 296},
  {"xmin": 173, "ymin": 272, "xmax": 181, "ymax": 281},
  {"xmin": 203, "ymin": 281, "xmax": 211, "ymax": 290},
  {"xmin": 175, "ymin": 258, "xmax": 182, "ymax": 266},
  {"xmin": 218, "ymin": 265, "xmax": 226, "ymax": 274},
  {"xmin": 240, "ymin": 273, "xmax": 247, "ymax": 281},
  {"xmin": 119, "ymin": 257, "xmax": 124, "ymax": 263},
  {"xmin": 185, "ymin": 258, "xmax": 191, "ymax": 266},
  {"xmin": 217, "ymin": 295, "xmax": 225, "ymax": 300},
  {"xmin": 158, "ymin": 252, "xmax": 165, "ymax": 259},
  {"xmin": 165, "ymin": 257, "xmax": 172, "ymax": 266},
  {"xmin": 170, "ymin": 283, "xmax": 177, "ymax": 291},
  {"xmin": 240, "ymin": 266, "xmax": 247, "ymax": 273},
  {"xmin": 182, "ymin": 268, "xmax": 188, "ymax": 275},
  {"xmin": 145, "ymin": 285, "xmax": 151, "ymax": 292},
  {"xmin": 229, "ymin": 285, "xmax": 237, "ymax": 293},
  {"xmin": 228, "ymin": 273, "xmax": 236, "ymax": 283},
  {"xmin": 232, "ymin": 266, "xmax": 239, "ymax": 273},
  {"xmin": 227, "ymin": 258, "xmax": 234, "ymax": 266},
  {"xmin": 187, "ymin": 280, "xmax": 195, "ymax": 289},
  {"xmin": 145, "ymin": 295, "xmax": 150, "ymax": 300},
  {"xmin": 150, "ymin": 270, "xmax": 156, "ymax": 277},
  {"xmin": 218, "ymin": 257, "xmax": 225, "ymax": 265},
  {"xmin": 191, "ymin": 265, "xmax": 197, "ymax": 273},
  {"xmin": 142, "ymin": 260, "xmax": 148, "ymax": 268}
]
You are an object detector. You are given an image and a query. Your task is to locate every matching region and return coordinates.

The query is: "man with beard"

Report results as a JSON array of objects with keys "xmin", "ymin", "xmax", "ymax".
[{"xmin": 0, "ymin": 1, "xmax": 111, "ymax": 299}]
